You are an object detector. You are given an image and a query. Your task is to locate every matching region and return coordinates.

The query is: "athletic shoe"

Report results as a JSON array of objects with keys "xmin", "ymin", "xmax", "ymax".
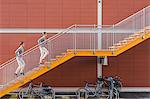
[
  {"xmin": 14, "ymin": 73, "xmax": 18, "ymax": 77},
  {"xmin": 20, "ymin": 72, "xmax": 25, "ymax": 75}
]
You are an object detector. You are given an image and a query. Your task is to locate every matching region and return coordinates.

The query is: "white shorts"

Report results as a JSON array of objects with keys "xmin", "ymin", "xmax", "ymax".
[
  {"xmin": 39, "ymin": 47, "xmax": 48, "ymax": 55},
  {"xmin": 16, "ymin": 57, "xmax": 25, "ymax": 67}
]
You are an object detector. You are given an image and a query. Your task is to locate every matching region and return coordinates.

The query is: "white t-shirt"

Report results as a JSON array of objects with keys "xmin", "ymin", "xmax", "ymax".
[
  {"xmin": 15, "ymin": 46, "xmax": 24, "ymax": 57},
  {"xmin": 38, "ymin": 36, "xmax": 46, "ymax": 47}
]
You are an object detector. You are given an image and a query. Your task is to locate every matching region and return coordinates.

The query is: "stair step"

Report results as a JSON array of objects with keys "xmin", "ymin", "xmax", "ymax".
[
  {"xmin": 130, "ymin": 33, "xmax": 141, "ymax": 37},
  {"xmin": 45, "ymin": 61, "xmax": 51, "ymax": 63},
  {"xmin": 124, "ymin": 37, "xmax": 134, "ymax": 40},
  {"xmin": 119, "ymin": 40, "xmax": 128, "ymax": 43},
  {"xmin": 113, "ymin": 43, "xmax": 122, "ymax": 46},
  {"xmin": 123, "ymin": 39, "xmax": 133, "ymax": 42},
  {"xmin": 50, "ymin": 58, "xmax": 57, "ymax": 61},
  {"xmin": 108, "ymin": 46, "xmax": 119, "ymax": 50},
  {"xmin": 67, "ymin": 49, "xmax": 74, "ymax": 52},
  {"xmin": 145, "ymin": 26, "xmax": 150, "ymax": 30},
  {"xmin": 33, "ymin": 67, "xmax": 41, "ymax": 71},
  {"xmin": 8, "ymin": 81, "xmax": 17, "ymax": 86},
  {"xmin": 137, "ymin": 32, "xmax": 144, "ymax": 35},
  {"xmin": 56, "ymin": 55, "xmax": 63, "ymax": 58},
  {"xmin": 61, "ymin": 52, "xmax": 67, "ymax": 55},
  {"xmin": 134, "ymin": 33, "xmax": 141, "ymax": 35}
]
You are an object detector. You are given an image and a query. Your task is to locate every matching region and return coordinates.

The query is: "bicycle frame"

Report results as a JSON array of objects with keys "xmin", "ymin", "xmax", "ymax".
[
  {"xmin": 76, "ymin": 76, "xmax": 122, "ymax": 99},
  {"xmin": 19, "ymin": 82, "xmax": 55, "ymax": 99},
  {"xmin": 85, "ymin": 82, "xmax": 104, "ymax": 97}
]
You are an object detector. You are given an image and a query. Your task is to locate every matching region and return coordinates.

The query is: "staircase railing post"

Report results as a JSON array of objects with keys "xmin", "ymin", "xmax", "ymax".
[
  {"xmin": 143, "ymin": 8, "xmax": 146, "ymax": 29},
  {"xmin": 93, "ymin": 24, "xmax": 96, "ymax": 54},
  {"xmin": 143, "ymin": 8, "xmax": 146, "ymax": 37},
  {"xmin": 113, "ymin": 24, "xmax": 115, "ymax": 52},
  {"xmin": 74, "ymin": 24, "xmax": 77, "ymax": 54},
  {"xmin": 48, "ymin": 40, "xmax": 51, "ymax": 69},
  {"xmin": 132, "ymin": 14, "xmax": 135, "ymax": 34}
]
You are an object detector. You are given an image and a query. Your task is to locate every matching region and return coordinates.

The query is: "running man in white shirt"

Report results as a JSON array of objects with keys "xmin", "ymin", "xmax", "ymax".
[
  {"xmin": 38, "ymin": 32, "xmax": 49, "ymax": 64},
  {"xmin": 15, "ymin": 42, "xmax": 26, "ymax": 76}
]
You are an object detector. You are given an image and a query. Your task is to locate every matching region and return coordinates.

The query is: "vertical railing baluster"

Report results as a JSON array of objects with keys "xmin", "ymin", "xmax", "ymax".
[
  {"xmin": 90, "ymin": 29, "xmax": 92, "ymax": 50},
  {"xmin": 48, "ymin": 40, "xmax": 51, "ymax": 68},
  {"xmin": 132, "ymin": 16, "xmax": 135, "ymax": 35},
  {"xmin": 143, "ymin": 8, "xmax": 146, "ymax": 29},
  {"xmin": 74, "ymin": 24, "xmax": 77, "ymax": 54},
  {"xmin": 112, "ymin": 24, "xmax": 115, "ymax": 51},
  {"xmin": 113, "ymin": 25, "xmax": 115, "ymax": 52},
  {"xmin": 143, "ymin": 8, "xmax": 146, "ymax": 36},
  {"xmin": 94, "ymin": 24, "xmax": 96, "ymax": 53}
]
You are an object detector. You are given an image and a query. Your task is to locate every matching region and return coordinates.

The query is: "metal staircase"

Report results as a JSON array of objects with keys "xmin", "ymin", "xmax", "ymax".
[{"xmin": 0, "ymin": 6, "xmax": 150, "ymax": 97}]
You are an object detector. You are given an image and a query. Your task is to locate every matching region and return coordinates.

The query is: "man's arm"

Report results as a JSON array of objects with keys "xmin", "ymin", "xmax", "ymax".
[
  {"xmin": 15, "ymin": 47, "xmax": 20, "ymax": 54},
  {"xmin": 15, "ymin": 47, "xmax": 24, "ymax": 56},
  {"xmin": 38, "ymin": 36, "xmax": 46, "ymax": 44}
]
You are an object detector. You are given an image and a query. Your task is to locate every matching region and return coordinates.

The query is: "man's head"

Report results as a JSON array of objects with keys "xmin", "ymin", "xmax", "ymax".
[
  {"xmin": 42, "ymin": 32, "xmax": 47, "ymax": 36},
  {"xmin": 19, "ymin": 41, "xmax": 24, "ymax": 47}
]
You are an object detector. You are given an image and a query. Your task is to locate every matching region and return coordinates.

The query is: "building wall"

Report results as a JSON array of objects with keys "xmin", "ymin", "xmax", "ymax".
[
  {"xmin": 33, "ymin": 57, "xmax": 97, "ymax": 87},
  {"xmin": 103, "ymin": 39, "xmax": 150, "ymax": 87},
  {"xmin": 1, "ymin": 0, "xmax": 149, "ymax": 28},
  {"xmin": 0, "ymin": 33, "xmax": 56, "ymax": 64},
  {"xmin": 0, "ymin": 0, "xmax": 97, "ymax": 28},
  {"xmin": 0, "ymin": 0, "xmax": 150, "ymax": 87},
  {"xmin": 31, "ymin": 39, "xmax": 150, "ymax": 87},
  {"xmin": 103, "ymin": 0, "xmax": 150, "ymax": 24}
]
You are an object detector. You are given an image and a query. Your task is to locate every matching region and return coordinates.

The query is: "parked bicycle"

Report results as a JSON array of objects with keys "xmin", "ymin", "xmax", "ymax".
[
  {"xmin": 104, "ymin": 76, "xmax": 122, "ymax": 99},
  {"xmin": 76, "ymin": 77, "xmax": 108, "ymax": 99},
  {"xmin": 76, "ymin": 76, "xmax": 122, "ymax": 99},
  {"xmin": 19, "ymin": 82, "xmax": 55, "ymax": 99}
]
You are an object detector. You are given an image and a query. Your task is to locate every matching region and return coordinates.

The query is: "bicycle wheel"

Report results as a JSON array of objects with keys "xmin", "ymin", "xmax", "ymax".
[
  {"xmin": 37, "ymin": 91, "xmax": 53, "ymax": 99},
  {"xmin": 76, "ymin": 88, "xmax": 89, "ymax": 99},
  {"xmin": 19, "ymin": 88, "xmax": 25, "ymax": 99},
  {"xmin": 50, "ymin": 89, "xmax": 55, "ymax": 99},
  {"xmin": 32, "ymin": 89, "xmax": 44, "ymax": 99},
  {"xmin": 19, "ymin": 88, "xmax": 32, "ymax": 99},
  {"xmin": 38, "ymin": 87, "xmax": 55, "ymax": 99}
]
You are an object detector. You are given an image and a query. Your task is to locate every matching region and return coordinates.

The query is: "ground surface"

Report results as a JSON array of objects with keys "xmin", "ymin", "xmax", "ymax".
[{"xmin": 1, "ymin": 92, "xmax": 150, "ymax": 99}]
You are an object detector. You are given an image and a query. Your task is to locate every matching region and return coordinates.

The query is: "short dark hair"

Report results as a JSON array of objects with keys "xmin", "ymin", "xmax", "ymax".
[
  {"xmin": 19, "ymin": 41, "xmax": 24, "ymax": 46},
  {"xmin": 43, "ymin": 32, "xmax": 46, "ymax": 35}
]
